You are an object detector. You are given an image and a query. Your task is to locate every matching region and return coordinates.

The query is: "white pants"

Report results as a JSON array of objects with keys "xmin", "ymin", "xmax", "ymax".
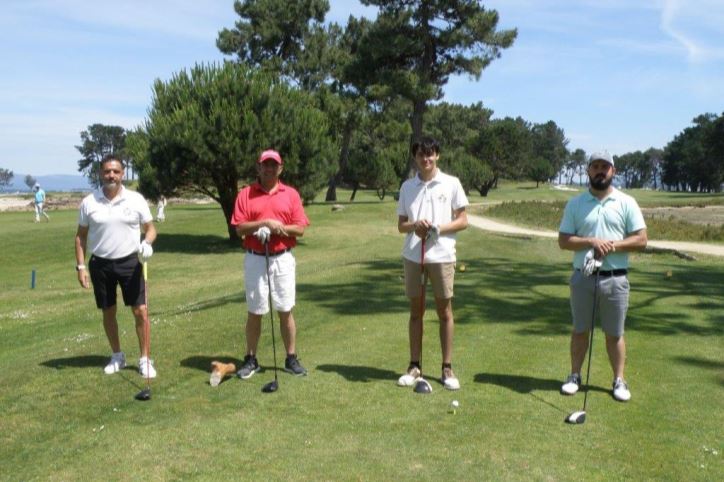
[
  {"xmin": 35, "ymin": 203, "xmax": 48, "ymax": 221},
  {"xmin": 244, "ymin": 251, "xmax": 296, "ymax": 314}
]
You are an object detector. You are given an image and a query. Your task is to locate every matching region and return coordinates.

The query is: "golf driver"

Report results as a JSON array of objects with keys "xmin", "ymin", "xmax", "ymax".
[
  {"xmin": 261, "ymin": 240, "xmax": 279, "ymax": 394},
  {"xmin": 135, "ymin": 261, "xmax": 152, "ymax": 401},
  {"xmin": 413, "ymin": 237, "xmax": 432, "ymax": 395},
  {"xmin": 566, "ymin": 269, "xmax": 601, "ymax": 424}
]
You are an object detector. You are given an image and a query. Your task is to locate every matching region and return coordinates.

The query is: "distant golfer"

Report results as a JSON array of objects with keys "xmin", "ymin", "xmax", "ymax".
[
  {"xmin": 33, "ymin": 183, "xmax": 50, "ymax": 222},
  {"xmin": 231, "ymin": 149, "xmax": 310, "ymax": 379},
  {"xmin": 396, "ymin": 137, "xmax": 469, "ymax": 390},
  {"xmin": 558, "ymin": 150, "xmax": 647, "ymax": 402},
  {"xmin": 74, "ymin": 155, "xmax": 158, "ymax": 378},
  {"xmin": 156, "ymin": 195, "xmax": 167, "ymax": 222}
]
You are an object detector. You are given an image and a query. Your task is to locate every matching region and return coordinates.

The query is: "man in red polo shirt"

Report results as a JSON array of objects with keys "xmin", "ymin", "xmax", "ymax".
[{"xmin": 231, "ymin": 149, "xmax": 310, "ymax": 379}]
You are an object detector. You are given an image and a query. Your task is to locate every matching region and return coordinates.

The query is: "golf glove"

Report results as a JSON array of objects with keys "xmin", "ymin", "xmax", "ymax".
[
  {"xmin": 254, "ymin": 226, "xmax": 271, "ymax": 244},
  {"xmin": 426, "ymin": 224, "xmax": 440, "ymax": 244},
  {"xmin": 582, "ymin": 249, "xmax": 602, "ymax": 277},
  {"xmin": 138, "ymin": 240, "xmax": 153, "ymax": 262}
]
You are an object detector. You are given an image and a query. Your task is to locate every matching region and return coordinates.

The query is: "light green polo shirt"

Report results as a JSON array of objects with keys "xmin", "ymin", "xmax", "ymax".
[{"xmin": 559, "ymin": 188, "xmax": 646, "ymax": 270}]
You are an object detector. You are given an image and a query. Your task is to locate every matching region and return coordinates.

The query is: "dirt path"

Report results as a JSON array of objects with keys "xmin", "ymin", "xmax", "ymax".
[{"xmin": 467, "ymin": 214, "xmax": 724, "ymax": 258}]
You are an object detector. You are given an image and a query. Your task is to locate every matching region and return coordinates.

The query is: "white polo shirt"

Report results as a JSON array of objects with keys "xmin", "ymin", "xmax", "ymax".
[
  {"xmin": 78, "ymin": 186, "xmax": 153, "ymax": 259},
  {"xmin": 397, "ymin": 169, "xmax": 469, "ymax": 263}
]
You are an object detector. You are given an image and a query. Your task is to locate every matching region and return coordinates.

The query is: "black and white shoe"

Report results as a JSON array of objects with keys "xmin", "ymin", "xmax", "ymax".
[
  {"xmin": 237, "ymin": 355, "xmax": 260, "ymax": 380},
  {"xmin": 561, "ymin": 373, "xmax": 581, "ymax": 395},
  {"xmin": 284, "ymin": 354, "xmax": 307, "ymax": 376}
]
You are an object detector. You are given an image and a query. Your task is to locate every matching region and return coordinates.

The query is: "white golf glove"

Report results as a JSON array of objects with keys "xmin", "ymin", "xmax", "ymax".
[
  {"xmin": 138, "ymin": 240, "xmax": 154, "ymax": 262},
  {"xmin": 254, "ymin": 226, "xmax": 271, "ymax": 244},
  {"xmin": 426, "ymin": 224, "xmax": 440, "ymax": 244},
  {"xmin": 582, "ymin": 249, "xmax": 602, "ymax": 277}
]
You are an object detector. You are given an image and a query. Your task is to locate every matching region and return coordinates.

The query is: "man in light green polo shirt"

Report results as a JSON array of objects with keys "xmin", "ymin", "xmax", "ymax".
[{"xmin": 558, "ymin": 150, "xmax": 647, "ymax": 402}]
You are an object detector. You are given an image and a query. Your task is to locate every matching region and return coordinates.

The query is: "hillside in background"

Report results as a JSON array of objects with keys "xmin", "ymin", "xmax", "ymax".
[{"xmin": 1, "ymin": 173, "xmax": 91, "ymax": 193}]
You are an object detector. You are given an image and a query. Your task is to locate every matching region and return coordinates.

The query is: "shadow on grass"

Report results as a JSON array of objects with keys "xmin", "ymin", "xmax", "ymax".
[
  {"xmin": 673, "ymin": 355, "xmax": 724, "ymax": 387},
  {"xmin": 159, "ymin": 293, "xmax": 244, "ymax": 316},
  {"xmin": 40, "ymin": 355, "xmax": 107, "ymax": 369},
  {"xmin": 627, "ymin": 264, "xmax": 724, "ymax": 336},
  {"xmin": 154, "ymin": 233, "xmax": 239, "ymax": 255},
  {"xmin": 309, "ymin": 200, "xmax": 387, "ymax": 206},
  {"xmin": 316, "ymin": 364, "xmax": 398, "ymax": 382},
  {"xmin": 180, "ymin": 355, "xmax": 243, "ymax": 373},
  {"xmin": 39, "ymin": 356, "xmax": 151, "ymax": 392},
  {"xmin": 300, "ymin": 242, "xmax": 723, "ymax": 338},
  {"xmin": 298, "ymin": 258, "xmax": 410, "ymax": 316},
  {"xmin": 474, "ymin": 372, "xmax": 610, "ymax": 396},
  {"xmin": 474, "ymin": 372, "xmax": 561, "ymax": 393}
]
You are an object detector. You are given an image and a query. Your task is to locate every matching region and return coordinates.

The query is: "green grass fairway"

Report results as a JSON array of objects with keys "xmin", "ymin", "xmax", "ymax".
[{"xmin": 1, "ymin": 196, "xmax": 722, "ymax": 481}]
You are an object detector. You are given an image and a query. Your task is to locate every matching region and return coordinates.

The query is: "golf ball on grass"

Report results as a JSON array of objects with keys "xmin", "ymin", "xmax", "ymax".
[{"xmin": 449, "ymin": 400, "xmax": 459, "ymax": 414}]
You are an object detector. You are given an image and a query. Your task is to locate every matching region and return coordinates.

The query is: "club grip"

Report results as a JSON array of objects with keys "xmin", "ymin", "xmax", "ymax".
[{"xmin": 143, "ymin": 262, "xmax": 148, "ymax": 281}]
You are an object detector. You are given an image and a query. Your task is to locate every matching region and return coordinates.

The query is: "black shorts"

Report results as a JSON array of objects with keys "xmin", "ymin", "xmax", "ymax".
[{"xmin": 89, "ymin": 254, "xmax": 145, "ymax": 309}]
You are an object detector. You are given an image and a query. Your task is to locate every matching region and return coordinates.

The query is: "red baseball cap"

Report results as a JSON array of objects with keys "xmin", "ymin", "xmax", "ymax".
[{"xmin": 258, "ymin": 149, "xmax": 283, "ymax": 165}]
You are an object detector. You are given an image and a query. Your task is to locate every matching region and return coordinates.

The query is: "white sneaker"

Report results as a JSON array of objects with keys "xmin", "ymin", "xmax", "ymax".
[
  {"xmin": 139, "ymin": 357, "xmax": 157, "ymax": 379},
  {"xmin": 397, "ymin": 366, "xmax": 422, "ymax": 387},
  {"xmin": 612, "ymin": 377, "xmax": 631, "ymax": 402},
  {"xmin": 561, "ymin": 373, "xmax": 581, "ymax": 395},
  {"xmin": 442, "ymin": 366, "xmax": 461, "ymax": 391},
  {"xmin": 104, "ymin": 352, "xmax": 126, "ymax": 375}
]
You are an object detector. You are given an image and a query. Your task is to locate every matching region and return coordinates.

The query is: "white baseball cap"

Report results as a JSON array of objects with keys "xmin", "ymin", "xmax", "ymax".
[{"xmin": 588, "ymin": 150, "xmax": 614, "ymax": 167}]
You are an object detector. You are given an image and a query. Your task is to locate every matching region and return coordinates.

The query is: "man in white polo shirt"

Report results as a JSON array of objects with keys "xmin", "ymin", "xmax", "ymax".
[
  {"xmin": 558, "ymin": 150, "xmax": 647, "ymax": 402},
  {"xmin": 74, "ymin": 155, "xmax": 158, "ymax": 379},
  {"xmin": 396, "ymin": 137, "xmax": 469, "ymax": 390}
]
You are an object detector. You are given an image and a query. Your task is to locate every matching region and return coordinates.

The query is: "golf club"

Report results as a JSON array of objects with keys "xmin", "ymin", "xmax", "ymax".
[
  {"xmin": 413, "ymin": 237, "xmax": 432, "ymax": 395},
  {"xmin": 566, "ymin": 269, "xmax": 601, "ymax": 424},
  {"xmin": 261, "ymin": 240, "xmax": 279, "ymax": 394},
  {"xmin": 135, "ymin": 261, "xmax": 152, "ymax": 401}
]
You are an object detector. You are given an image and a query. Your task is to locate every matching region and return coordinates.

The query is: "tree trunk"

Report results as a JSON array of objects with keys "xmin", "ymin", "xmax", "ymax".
[
  {"xmin": 476, "ymin": 176, "xmax": 497, "ymax": 197},
  {"xmin": 325, "ymin": 114, "xmax": 355, "ymax": 201},
  {"xmin": 407, "ymin": 98, "xmax": 427, "ymax": 178},
  {"xmin": 349, "ymin": 181, "xmax": 359, "ymax": 201}
]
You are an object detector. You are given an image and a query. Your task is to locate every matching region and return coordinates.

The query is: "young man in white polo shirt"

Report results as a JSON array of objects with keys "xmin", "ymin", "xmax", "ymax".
[
  {"xmin": 74, "ymin": 155, "xmax": 158, "ymax": 379},
  {"xmin": 558, "ymin": 150, "xmax": 647, "ymax": 402},
  {"xmin": 396, "ymin": 137, "xmax": 469, "ymax": 390}
]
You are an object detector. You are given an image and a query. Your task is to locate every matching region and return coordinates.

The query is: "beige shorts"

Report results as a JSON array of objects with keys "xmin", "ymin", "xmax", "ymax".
[
  {"xmin": 403, "ymin": 258, "xmax": 455, "ymax": 299},
  {"xmin": 244, "ymin": 251, "xmax": 296, "ymax": 314}
]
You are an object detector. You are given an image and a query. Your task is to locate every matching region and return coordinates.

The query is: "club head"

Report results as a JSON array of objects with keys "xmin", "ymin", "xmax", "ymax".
[
  {"xmin": 413, "ymin": 378, "xmax": 433, "ymax": 394},
  {"xmin": 261, "ymin": 380, "xmax": 278, "ymax": 393},
  {"xmin": 135, "ymin": 388, "xmax": 151, "ymax": 401},
  {"xmin": 565, "ymin": 410, "xmax": 586, "ymax": 424}
]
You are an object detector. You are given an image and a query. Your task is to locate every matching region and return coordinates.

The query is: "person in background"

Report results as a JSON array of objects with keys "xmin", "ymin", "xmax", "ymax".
[{"xmin": 33, "ymin": 183, "xmax": 50, "ymax": 222}]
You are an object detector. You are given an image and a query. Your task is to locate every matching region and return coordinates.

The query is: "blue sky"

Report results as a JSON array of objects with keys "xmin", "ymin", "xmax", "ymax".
[{"xmin": 1, "ymin": 0, "xmax": 722, "ymax": 176}]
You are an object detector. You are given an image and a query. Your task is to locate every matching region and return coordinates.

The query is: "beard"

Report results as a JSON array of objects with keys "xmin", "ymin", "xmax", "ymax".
[{"xmin": 589, "ymin": 174, "xmax": 612, "ymax": 190}]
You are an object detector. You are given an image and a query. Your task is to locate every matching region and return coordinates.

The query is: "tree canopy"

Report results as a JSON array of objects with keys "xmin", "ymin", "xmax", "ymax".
[
  {"xmin": 24, "ymin": 174, "xmax": 37, "ymax": 189},
  {"xmin": 217, "ymin": 0, "xmax": 333, "ymax": 90},
  {"xmin": 76, "ymin": 124, "xmax": 127, "ymax": 187},
  {"xmin": 130, "ymin": 62, "xmax": 335, "ymax": 240},
  {"xmin": 348, "ymin": 0, "xmax": 516, "ymax": 175},
  {"xmin": 662, "ymin": 113, "xmax": 723, "ymax": 192},
  {"xmin": 0, "ymin": 168, "xmax": 13, "ymax": 188}
]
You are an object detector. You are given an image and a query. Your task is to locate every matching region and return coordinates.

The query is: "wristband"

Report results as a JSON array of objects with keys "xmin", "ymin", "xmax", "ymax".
[{"xmin": 76, "ymin": 264, "xmax": 86, "ymax": 271}]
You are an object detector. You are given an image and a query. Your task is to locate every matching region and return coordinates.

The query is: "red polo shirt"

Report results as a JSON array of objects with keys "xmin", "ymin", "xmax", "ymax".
[{"xmin": 230, "ymin": 181, "xmax": 310, "ymax": 253}]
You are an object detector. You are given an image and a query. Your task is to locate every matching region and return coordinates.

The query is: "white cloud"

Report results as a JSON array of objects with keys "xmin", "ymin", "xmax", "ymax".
[
  {"xmin": 659, "ymin": 0, "xmax": 724, "ymax": 62},
  {"xmin": 13, "ymin": 0, "xmax": 233, "ymax": 41}
]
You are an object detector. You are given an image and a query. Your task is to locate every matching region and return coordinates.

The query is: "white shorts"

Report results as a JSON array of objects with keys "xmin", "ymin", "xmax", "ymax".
[{"xmin": 244, "ymin": 251, "xmax": 296, "ymax": 314}]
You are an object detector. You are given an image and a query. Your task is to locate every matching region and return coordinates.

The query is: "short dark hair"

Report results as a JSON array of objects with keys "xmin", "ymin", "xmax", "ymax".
[
  {"xmin": 100, "ymin": 154, "xmax": 125, "ymax": 169},
  {"xmin": 411, "ymin": 137, "xmax": 440, "ymax": 156}
]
